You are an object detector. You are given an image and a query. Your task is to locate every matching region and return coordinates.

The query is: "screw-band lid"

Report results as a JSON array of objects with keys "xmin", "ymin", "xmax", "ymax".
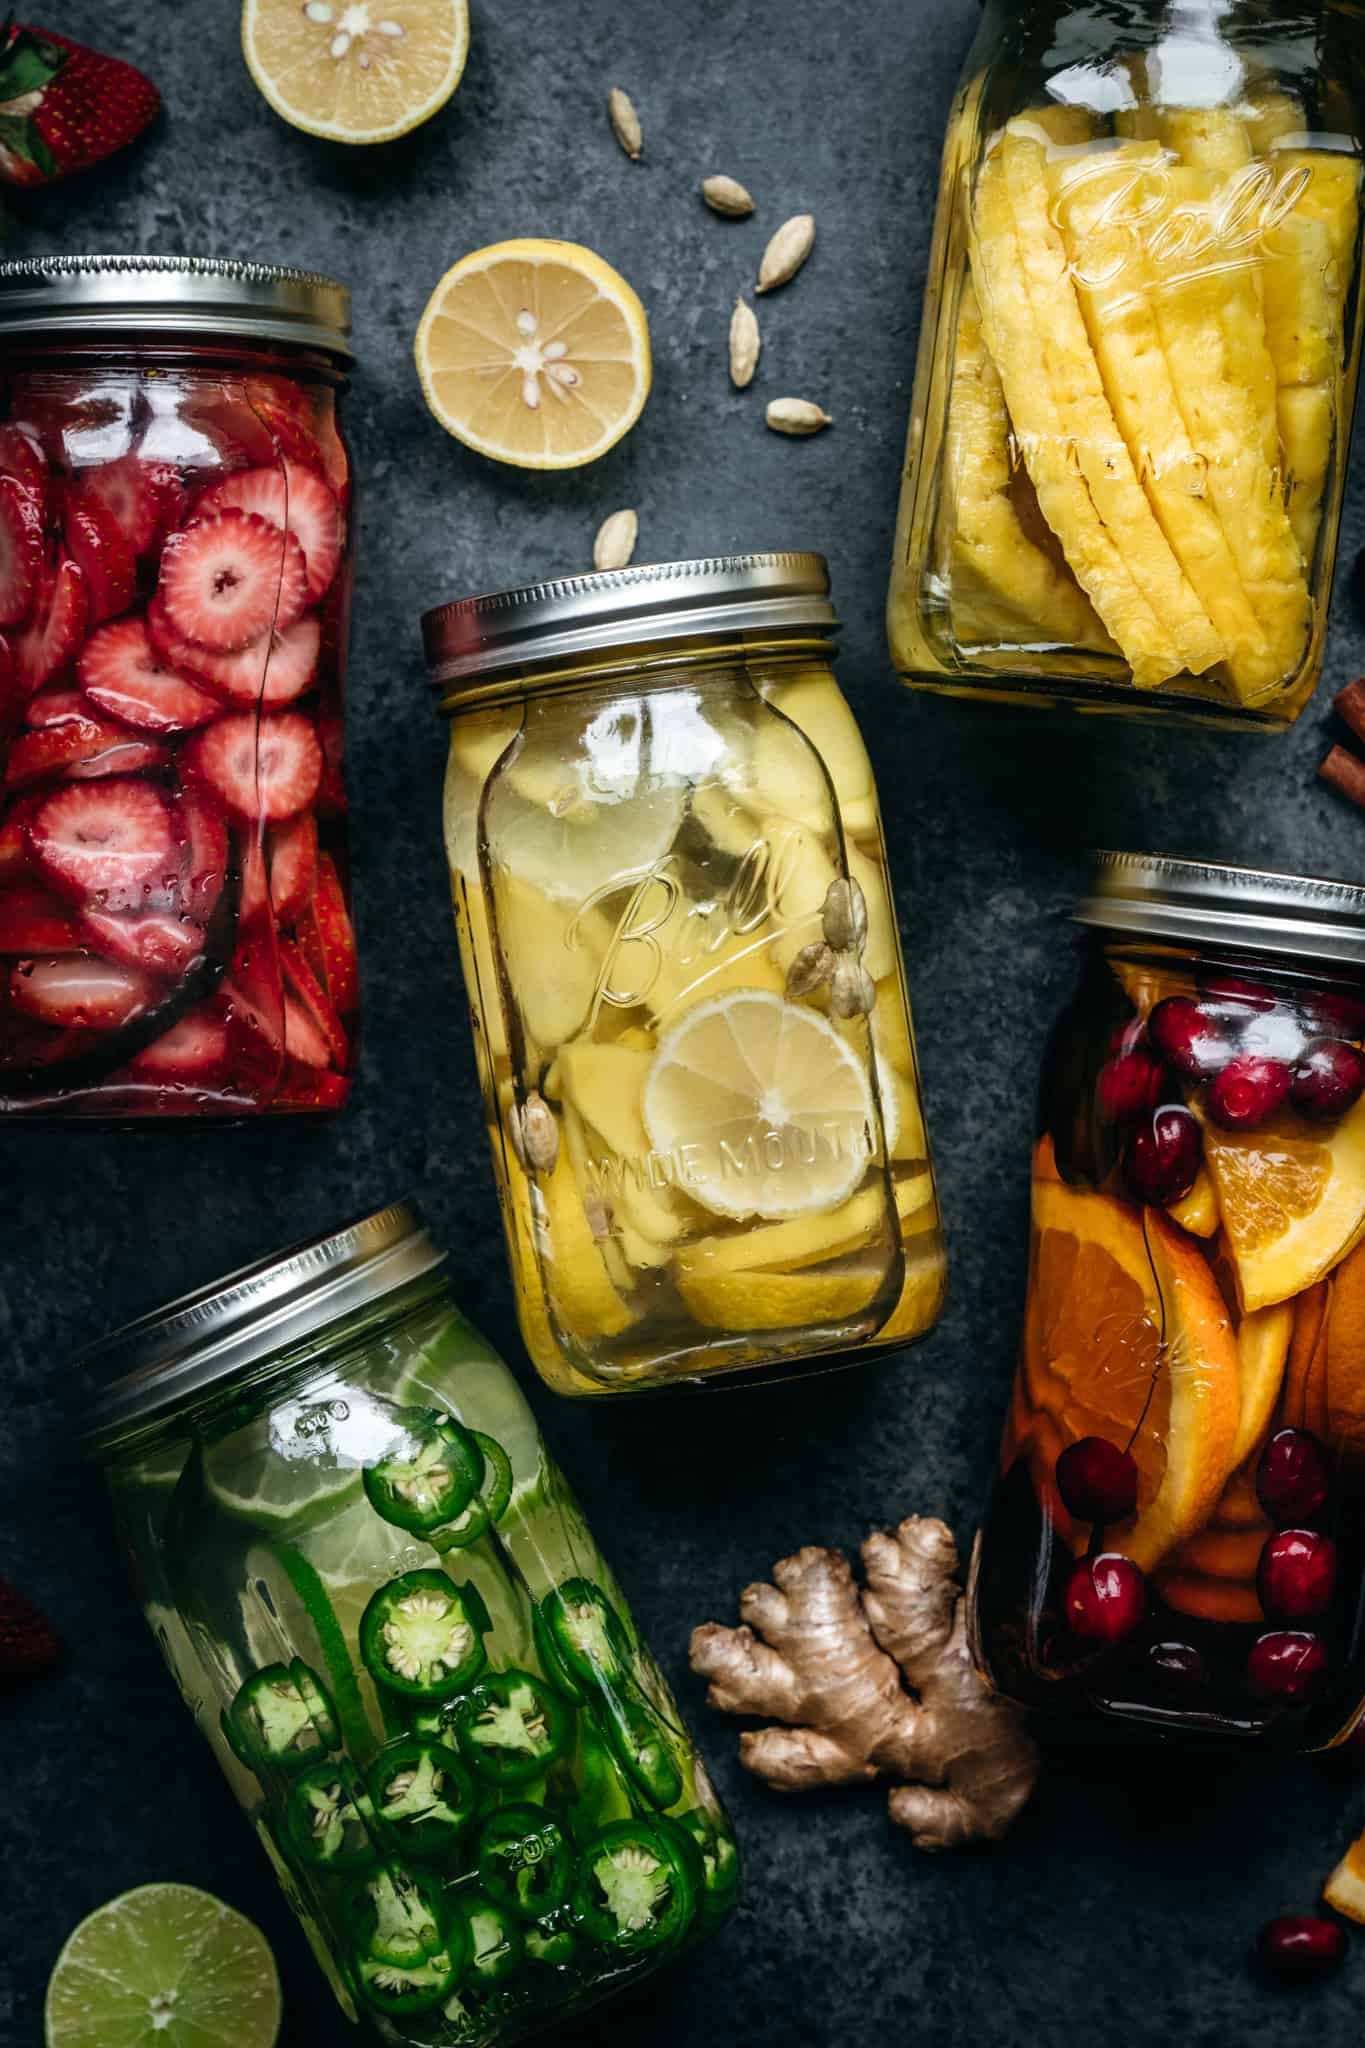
[
  {"xmin": 0, "ymin": 254, "xmax": 352, "ymax": 359},
  {"xmin": 1079, "ymin": 851, "xmax": 1365, "ymax": 968}
]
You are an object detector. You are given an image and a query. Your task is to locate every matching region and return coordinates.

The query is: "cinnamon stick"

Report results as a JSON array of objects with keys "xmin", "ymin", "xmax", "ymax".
[
  {"xmin": 1320, "ymin": 744, "xmax": 1365, "ymax": 809},
  {"xmin": 1335, "ymin": 679, "xmax": 1365, "ymax": 747}
]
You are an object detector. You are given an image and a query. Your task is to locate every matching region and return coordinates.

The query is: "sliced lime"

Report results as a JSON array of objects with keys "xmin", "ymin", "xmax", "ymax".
[
  {"xmin": 45, "ymin": 1884, "xmax": 281, "ymax": 2047},
  {"xmin": 202, "ymin": 1396, "xmax": 381, "ymax": 1533}
]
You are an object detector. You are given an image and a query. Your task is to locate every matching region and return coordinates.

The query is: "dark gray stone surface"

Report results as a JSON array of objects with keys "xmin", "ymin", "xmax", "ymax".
[{"xmin": 3, "ymin": 0, "xmax": 1365, "ymax": 2042}]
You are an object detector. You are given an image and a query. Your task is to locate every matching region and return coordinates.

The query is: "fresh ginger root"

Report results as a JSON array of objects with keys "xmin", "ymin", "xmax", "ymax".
[{"xmin": 689, "ymin": 1516, "xmax": 1038, "ymax": 1850}]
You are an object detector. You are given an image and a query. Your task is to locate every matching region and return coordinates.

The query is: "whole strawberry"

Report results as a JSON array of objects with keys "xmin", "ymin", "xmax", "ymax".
[
  {"xmin": 0, "ymin": 19, "xmax": 159, "ymax": 187},
  {"xmin": 0, "ymin": 1572, "xmax": 61, "ymax": 1681}
]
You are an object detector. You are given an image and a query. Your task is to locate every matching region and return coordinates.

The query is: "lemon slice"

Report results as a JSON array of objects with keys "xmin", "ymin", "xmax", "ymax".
[
  {"xmin": 675, "ymin": 1260, "xmax": 885, "ymax": 1332},
  {"xmin": 242, "ymin": 0, "xmax": 469, "ymax": 144},
  {"xmin": 46, "ymin": 1885, "xmax": 280, "ymax": 2048},
  {"xmin": 643, "ymin": 990, "xmax": 877, "ymax": 1221},
  {"xmin": 415, "ymin": 240, "xmax": 651, "ymax": 469}
]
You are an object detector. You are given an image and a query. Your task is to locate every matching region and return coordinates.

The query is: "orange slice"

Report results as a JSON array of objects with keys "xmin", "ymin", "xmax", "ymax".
[
  {"xmin": 1201, "ymin": 1095, "xmax": 1365, "ymax": 1311},
  {"xmin": 1232, "ymin": 1300, "xmax": 1294, "ymax": 1467},
  {"xmin": 1325, "ymin": 1828, "xmax": 1365, "ymax": 1924},
  {"xmin": 1326, "ymin": 1236, "xmax": 1365, "ymax": 1453},
  {"xmin": 1169, "ymin": 1168, "xmax": 1220, "ymax": 1237},
  {"xmin": 1280, "ymin": 1280, "xmax": 1331, "ymax": 1437},
  {"xmin": 1211, "ymin": 1457, "xmax": 1273, "ymax": 1531},
  {"xmin": 1023, "ymin": 1178, "xmax": 1241, "ymax": 1570},
  {"xmin": 1167, "ymin": 1524, "xmax": 1267, "ymax": 1579},
  {"xmin": 1155, "ymin": 1572, "xmax": 1264, "ymax": 1625}
]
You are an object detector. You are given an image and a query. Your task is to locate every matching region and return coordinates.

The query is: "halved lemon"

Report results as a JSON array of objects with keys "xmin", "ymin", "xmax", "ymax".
[
  {"xmin": 415, "ymin": 240, "xmax": 651, "ymax": 469},
  {"xmin": 643, "ymin": 990, "xmax": 877, "ymax": 1221},
  {"xmin": 1024, "ymin": 1178, "xmax": 1241, "ymax": 1570},
  {"xmin": 1199, "ymin": 1094, "xmax": 1365, "ymax": 1310},
  {"xmin": 242, "ymin": 0, "xmax": 469, "ymax": 144}
]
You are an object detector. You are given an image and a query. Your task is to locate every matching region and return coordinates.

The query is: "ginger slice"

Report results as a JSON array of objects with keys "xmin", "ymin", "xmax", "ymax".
[
  {"xmin": 691, "ymin": 1517, "xmax": 1038, "ymax": 1849},
  {"xmin": 940, "ymin": 277, "xmax": 1112, "ymax": 651},
  {"xmin": 969, "ymin": 133, "xmax": 1188, "ymax": 685},
  {"xmin": 985, "ymin": 127, "xmax": 1224, "ymax": 683},
  {"xmin": 1050, "ymin": 143, "xmax": 1276, "ymax": 701}
]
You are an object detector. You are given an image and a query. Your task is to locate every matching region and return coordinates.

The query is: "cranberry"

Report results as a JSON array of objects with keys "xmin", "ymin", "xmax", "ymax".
[
  {"xmin": 1147, "ymin": 1640, "xmax": 1206, "ymax": 1695},
  {"xmin": 1255, "ymin": 1914, "xmax": 1348, "ymax": 1980},
  {"xmin": 1305, "ymin": 987, "xmax": 1365, "ymax": 1040},
  {"xmin": 1206, "ymin": 1054, "xmax": 1293, "ymax": 1130},
  {"xmin": 1065, "ymin": 1553, "xmax": 1147, "ymax": 1645},
  {"xmin": 1148, "ymin": 995, "xmax": 1235, "ymax": 1081},
  {"xmin": 1257, "ymin": 1428, "xmax": 1332, "ymax": 1525},
  {"xmin": 1097, "ymin": 1045, "xmax": 1167, "ymax": 1125},
  {"xmin": 1198, "ymin": 970, "xmax": 1276, "ymax": 1015},
  {"xmin": 1247, "ymin": 1630, "xmax": 1329, "ymax": 1702},
  {"xmin": 1258, "ymin": 1529, "xmax": 1338, "ymax": 1621},
  {"xmin": 1292, "ymin": 1038, "xmax": 1365, "ymax": 1122},
  {"xmin": 1240, "ymin": 1008, "xmax": 1309, "ymax": 1067},
  {"xmin": 1055, "ymin": 1436, "xmax": 1139, "ymax": 1522},
  {"xmin": 1126, "ymin": 1105, "xmax": 1200, "ymax": 1205}
]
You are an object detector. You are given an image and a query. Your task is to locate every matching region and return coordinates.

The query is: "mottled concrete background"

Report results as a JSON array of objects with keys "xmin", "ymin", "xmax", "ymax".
[{"xmin": 3, "ymin": 1, "xmax": 1365, "ymax": 2042}]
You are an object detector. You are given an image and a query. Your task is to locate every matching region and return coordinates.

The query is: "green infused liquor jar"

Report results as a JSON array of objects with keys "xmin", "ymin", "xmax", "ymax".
[{"xmin": 79, "ymin": 1205, "xmax": 738, "ymax": 2044}]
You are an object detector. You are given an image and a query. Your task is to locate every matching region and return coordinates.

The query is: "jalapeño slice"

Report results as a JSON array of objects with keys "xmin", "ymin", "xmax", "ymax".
[
  {"xmin": 430, "ymin": 1432, "xmax": 515, "ymax": 1551},
  {"xmin": 451, "ymin": 1668, "xmax": 571, "ymax": 1786},
  {"xmin": 359, "ymin": 1569, "xmax": 488, "ymax": 1699},
  {"xmin": 676, "ymin": 1807, "xmax": 742, "ymax": 1920},
  {"xmin": 353, "ymin": 1944, "xmax": 461, "ymax": 2019},
  {"xmin": 476, "ymin": 1804, "xmax": 573, "ymax": 1922},
  {"xmin": 539, "ymin": 1579, "xmax": 632, "ymax": 1692},
  {"xmin": 363, "ymin": 1407, "xmax": 485, "ymax": 1535},
  {"xmin": 596, "ymin": 1684, "xmax": 685, "ymax": 1811},
  {"xmin": 368, "ymin": 1736, "xmax": 478, "ymax": 1863},
  {"xmin": 525, "ymin": 1911, "xmax": 580, "ymax": 1970},
  {"xmin": 286, "ymin": 1759, "xmax": 376, "ymax": 1871},
  {"xmin": 348, "ymin": 1862, "xmax": 447, "ymax": 1969},
  {"xmin": 457, "ymin": 1889, "xmax": 525, "ymax": 1988},
  {"xmin": 571, "ymin": 1818, "xmax": 701, "ymax": 1956},
  {"xmin": 222, "ymin": 1659, "xmax": 339, "ymax": 1772}
]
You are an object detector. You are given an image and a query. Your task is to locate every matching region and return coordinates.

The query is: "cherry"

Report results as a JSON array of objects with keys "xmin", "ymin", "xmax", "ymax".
[
  {"xmin": 1247, "ymin": 1630, "xmax": 1328, "ymax": 1702},
  {"xmin": 1256, "ymin": 1428, "xmax": 1331, "ymax": 1525},
  {"xmin": 1065, "ymin": 1553, "xmax": 1147, "ymax": 1645},
  {"xmin": 1147, "ymin": 1640, "xmax": 1206, "ymax": 1696},
  {"xmin": 1055, "ymin": 1436, "xmax": 1139, "ymax": 1522},
  {"xmin": 1097, "ymin": 1045, "xmax": 1166, "ymax": 1124},
  {"xmin": 1304, "ymin": 987, "xmax": 1365, "ymax": 1040},
  {"xmin": 1255, "ymin": 1914, "xmax": 1347, "ymax": 1980},
  {"xmin": 1291, "ymin": 1038, "xmax": 1365, "ymax": 1123},
  {"xmin": 1239, "ymin": 1008, "xmax": 1309, "ymax": 1068},
  {"xmin": 1205, "ymin": 1054, "xmax": 1293, "ymax": 1131},
  {"xmin": 1148, "ymin": 996, "xmax": 1235, "ymax": 1081},
  {"xmin": 1258, "ymin": 1529, "xmax": 1337, "ymax": 1621},
  {"xmin": 1198, "ymin": 970, "xmax": 1276, "ymax": 1016},
  {"xmin": 1125, "ymin": 1105, "xmax": 1200, "ymax": 1205}
]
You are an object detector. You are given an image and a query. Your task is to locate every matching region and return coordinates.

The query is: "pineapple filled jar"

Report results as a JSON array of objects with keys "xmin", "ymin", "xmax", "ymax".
[
  {"xmin": 423, "ymin": 554, "xmax": 946, "ymax": 1397},
  {"xmin": 888, "ymin": 0, "xmax": 1365, "ymax": 727}
]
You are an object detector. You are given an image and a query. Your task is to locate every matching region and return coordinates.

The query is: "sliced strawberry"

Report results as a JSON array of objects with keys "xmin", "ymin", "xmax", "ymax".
[
  {"xmin": 281, "ymin": 937, "xmax": 348, "ymax": 1068},
  {"xmin": 269, "ymin": 812, "xmax": 318, "ymax": 925},
  {"xmin": 147, "ymin": 595, "xmax": 319, "ymax": 707},
  {"xmin": 304, "ymin": 853, "xmax": 358, "ymax": 1015},
  {"xmin": 175, "ymin": 784, "xmax": 229, "ymax": 922},
  {"xmin": 182, "ymin": 710, "xmax": 322, "ymax": 822},
  {"xmin": 9, "ymin": 953, "xmax": 156, "ymax": 1030},
  {"xmin": 273, "ymin": 1058, "xmax": 350, "ymax": 1110},
  {"xmin": 158, "ymin": 510, "xmax": 307, "ymax": 652},
  {"xmin": 0, "ymin": 632, "xmax": 18, "ymax": 732},
  {"xmin": 0, "ymin": 792, "xmax": 41, "ymax": 879},
  {"xmin": 236, "ymin": 826, "xmax": 270, "ymax": 929},
  {"xmin": 14, "ymin": 556, "xmax": 88, "ymax": 695},
  {"xmin": 125, "ymin": 1004, "xmax": 230, "ymax": 1084},
  {"xmin": 63, "ymin": 490, "xmax": 135, "ymax": 624},
  {"xmin": 80, "ymin": 906, "xmax": 204, "ymax": 980},
  {"xmin": 29, "ymin": 779, "xmax": 177, "ymax": 909},
  {"xmin": 0, "ymin": 425, "xmax": 51, "ymax": 519},
  {"xmin": 24, "ymin": 685, "xmax": 87, "ymax": 728},
  {"xmin": 0, "ymin": 882, "xmax": 81, "ymax": 951},
  {"xmin": 197, "ymin": 461, "xmax": 343, "ymax": 606},
  {"xmin": 0, "ymin": 474, "xmax": 44, "ymax": 627},
  {"xmin": 282, "ymin": 993, "xmax": 332, "ymax": 1068},
  {"xmin": 79, "ymin": 616, "xmax": 219, "ymax": 734},
  {"xmin": 70, "ymin": 455, "xmax": 182, "ymax": 557},
  {"xmin": 6, "ymin": 715, "xmax": 166, "ymax": 788}
]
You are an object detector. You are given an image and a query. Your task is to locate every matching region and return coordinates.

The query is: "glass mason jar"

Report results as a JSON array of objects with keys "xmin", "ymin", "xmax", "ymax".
[
  {"xmin": 971, "ymin": 852, "xmax": 1365, "ymax": 1749},
  {"xmin": 0, "ymin": 255, "xmax": 359, "ymax": 1118},
  {"xmin": 81, "ymin": 1205, "xmax": 738, "ymax": 2045},
  {"xmin": 422, "ymin": 554, "xmax": 946, "ymax": 1398},
  {"xmin": 888, "ymin": 0, "xmax": 1365, "ymax": 727}
]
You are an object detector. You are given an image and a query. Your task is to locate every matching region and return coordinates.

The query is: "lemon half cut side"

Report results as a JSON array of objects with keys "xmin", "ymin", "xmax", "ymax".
[
  {"xmin": 243, "ymin": 0, "xmax": 470, "ymax": 144},
  {"xmin": 415, "ymin": 240, "xmax": 653, "ymax": 469}
]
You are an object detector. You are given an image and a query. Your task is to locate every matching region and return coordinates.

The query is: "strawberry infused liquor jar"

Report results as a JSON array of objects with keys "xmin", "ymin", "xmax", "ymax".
[
  {"xmin": 971, "ymin": 853, "xmax": 1365, "ymax": 1749},
  {"xmin": 0, "ymin": 256, "xmax": 358, "ymax": 1117}
]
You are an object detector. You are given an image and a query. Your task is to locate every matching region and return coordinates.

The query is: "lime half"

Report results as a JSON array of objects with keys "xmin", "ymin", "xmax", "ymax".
[{"xmin": 45, "ymin": 1884, "xmax": 281, "ymax": 2048}]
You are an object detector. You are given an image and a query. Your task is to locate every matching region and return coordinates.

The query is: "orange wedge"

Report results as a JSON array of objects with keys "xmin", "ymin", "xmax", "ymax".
[
  {"xmin": 1155, "ymin": 1572, "xmax": 1264, "ymax": 1625},
  {"xmin": 1325, "ymin": 1828, "xmax": 1365, "ymax": 1924},
  {"xmin": 1169, "ymin": 1168, "xmax": 1220, "ymax": 1238},
  {"xmin": 1280, "ymin": 1280, "xmax": 1332, "ymax": 1437},
  {"xmin": 1232, "ymin": 1301, "xmax": 1293, "ymax": 1467},
  {"xmin": 1211, "ymin": 1456, "xmax": 1273, "ymax": 1531},
  {"xmin": 1326, "ymin": 1237, "xmax": 1365, "ymax": 1453},
  {"xmin": 1167, "ymin": 1524, "xmax": 1267, "ymax": 1579},
  {"xmin": 1201, "ymin": 1096, "xmax": 1365, "ymax": 1311},
  {"xmin": 1001, "ymin": 1375, "xmax": 1080, "ymax": 1548},
  {"xmin": 1023, "ymin": 1178, "xmax": 1241, "ymax": 1570}
]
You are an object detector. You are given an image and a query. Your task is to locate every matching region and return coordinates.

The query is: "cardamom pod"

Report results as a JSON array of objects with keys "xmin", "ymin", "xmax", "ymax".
[
  {"xmin": 822, "ymin": 876, "xmax": 868, "ymax": 956},
  {"xmin": 756, "ymin": 212, "xmax": 815, "ymax": 293},
  {"xmin": 608, "ymin": 87, "xmax": 642, "ymax": 160},
  {"xmin": 729, "ymin": 297, "xmax": 760, "ymax": 390},
  {"xmin": 593, "ymin": 508, "xmax": 638, "ymax": 571},
  {"xmin": 509, "ymin": 1090, "xmax": 560, "ymax": 1174},
  {"xmin": 583, "ymin": 1186, "xmax": 614, "ymax": 1240},
  {"xmin": 702, "ymin": 174, "xmax": 755, "ymax": 218},
  {"xmin": 829, "ymin": 955, "xmax": 877, "ymax": 1020},
  {"xmin": 766, "ymin": 397, "xmax": 832, "ymax": 436},
  {"xmin": 785, "ymin": 940, "xmax": 835, "ymax": 1000}
]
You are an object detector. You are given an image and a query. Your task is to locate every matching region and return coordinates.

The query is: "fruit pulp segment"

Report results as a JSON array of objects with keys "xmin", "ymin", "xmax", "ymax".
[
  {"xmin": 0, "ymin": 364, "xmax": 358, "ymax": 1117},
  {"xmin": 976, "ymin": 948, "xmax": 1365, "ymax": 1745},
  {"xmin": 442, "ymin": 665, "xmax": 946, "ymax": 1393}
]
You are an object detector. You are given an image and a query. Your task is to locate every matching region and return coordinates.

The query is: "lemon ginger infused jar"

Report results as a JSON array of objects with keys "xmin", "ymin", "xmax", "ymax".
[
  {"xmin": 887, "ymin": 0, "xmax": 1365, "ymax": 727},
  {"xmin": 423, "ymin": 555, "xmax": 946, "ymax": 1396}
]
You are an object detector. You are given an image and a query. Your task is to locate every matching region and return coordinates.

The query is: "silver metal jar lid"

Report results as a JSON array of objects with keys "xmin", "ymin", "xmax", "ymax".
[
  {"xmin": 422, "ymin": 552, "xmax": 839, "ymax": 702},
  {"xmin": 1078, "ymin": 851, "xmax": 1365, "ymax": 969},
  {"xmin": 76, "ymin": 1203, "xmax": 445, "ymax": 1455},
  {"xmin": 0, "ymin": 254, "xmax": 352, "ymax": 360}
]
